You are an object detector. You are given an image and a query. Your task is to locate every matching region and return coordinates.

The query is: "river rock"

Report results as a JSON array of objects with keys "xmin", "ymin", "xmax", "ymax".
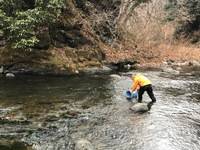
[
  {"xmin": 5, "ymin": 73, "xmax": 15, "ymax": 78},
  {"xmin": 124, "ymin": 64, "xmax": 131, "ymax": 70},
  {"xmin": 83, "ymin": 66, "xmax": 112, "ymax": 74},
  {"xmin": 109, "ymin": 60, "xmax": 136, "ymax": 71},
  {"xmin": 74, "ymin": 139, "xmax": 94, "ymax": 150},
  {"xmin": 188, "ymin": 60, "xmax": 200, "ymax": 67},
  {"xmin": 161, "ymin": 66, "xmax": 179, "ymax": 74},
  {"xmin": 176, "ymin": 62, "xmax": 189, "ymax": 66},
  {"xmin": 110, "ymin": 74, "xmax": 121, "ymax": 79},
  {"xmin": 0, "ymin": 66, "xmax": 3, "ymax": 74},
  {"xmin": 130, "ymin": 103, "xmax": 149, "ymax": 113}
]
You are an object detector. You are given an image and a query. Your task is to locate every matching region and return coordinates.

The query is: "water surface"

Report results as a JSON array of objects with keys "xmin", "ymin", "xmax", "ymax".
[{"xmin": 0, "ymin": 71, "xmax": 200, "ymax": 150}]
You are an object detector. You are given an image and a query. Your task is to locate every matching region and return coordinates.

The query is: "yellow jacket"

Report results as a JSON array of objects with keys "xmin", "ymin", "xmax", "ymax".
[{"xmin": 131, "ymin": 74, "xmax": 151, "ymax": 91}]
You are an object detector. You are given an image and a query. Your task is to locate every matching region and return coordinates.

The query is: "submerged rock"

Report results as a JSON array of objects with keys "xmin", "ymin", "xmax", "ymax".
[
  {"xmin": 130, "ymin": 103, "xmax": 150, "ymax": 113},
  {"xmin": 74, "ymin": 139, "xmax": 94, "ymax": 150}
]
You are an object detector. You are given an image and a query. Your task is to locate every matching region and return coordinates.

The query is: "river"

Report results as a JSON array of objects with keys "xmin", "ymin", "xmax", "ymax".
[{"xmin": 0, "ymin": 70, "xmax": 200, "ymax": 150}]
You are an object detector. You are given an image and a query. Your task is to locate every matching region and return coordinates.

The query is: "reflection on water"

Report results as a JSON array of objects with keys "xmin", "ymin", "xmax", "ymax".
[
  {"xmin": 0, "ymin": 75, "xmax": 113, "ymax": 117},
  {"xmin": 0, "ymin": 72, "xmax": 200, "ymax": 150}
]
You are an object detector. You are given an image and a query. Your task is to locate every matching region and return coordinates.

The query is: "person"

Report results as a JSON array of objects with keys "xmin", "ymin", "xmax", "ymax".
[{"xmin": 130, "ymin": 73, "xmax": 156, "ymax": 109}]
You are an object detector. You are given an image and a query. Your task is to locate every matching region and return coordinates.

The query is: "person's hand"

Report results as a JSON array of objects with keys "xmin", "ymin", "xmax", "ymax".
[
  {"xmin": 129, "ymin": 89, "xmax": 133, "ymax": 93},
  {"xmin": 132, "ymin": 90, "xmax": 138, "ymax": 93}
]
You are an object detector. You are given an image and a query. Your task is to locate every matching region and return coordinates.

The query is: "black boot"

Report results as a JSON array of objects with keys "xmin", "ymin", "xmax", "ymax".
[{"xmin": 147, "ymin": 102, "xmax": 154, "ymax": 110}]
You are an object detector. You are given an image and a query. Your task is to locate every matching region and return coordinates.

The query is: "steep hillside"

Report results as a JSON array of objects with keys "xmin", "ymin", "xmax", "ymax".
[
  {"xmin": 117, "ymin": 0, "xmax": 200, "ymax": 67},
  {"xmin": 0, "ymin": 0, "xmax": 199, "ymax": 74},
  {"xmin": 0, "ymin": 0, "xmax": 121, "ymax": 74}
]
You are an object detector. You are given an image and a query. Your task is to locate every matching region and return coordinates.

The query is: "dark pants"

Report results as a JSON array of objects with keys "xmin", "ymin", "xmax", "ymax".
[{"xmin": 138, "ymin": 84, "xmax": 156, "ymax": 103}]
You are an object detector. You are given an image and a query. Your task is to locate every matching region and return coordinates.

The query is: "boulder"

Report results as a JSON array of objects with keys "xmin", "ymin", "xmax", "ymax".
[
  {"xmin": 74, "ymin": 139, "xmax": 94, "ymax": 150},
  {"xmin": 130, "ymin": 103, "xmax": 150, "ymax": 113}
]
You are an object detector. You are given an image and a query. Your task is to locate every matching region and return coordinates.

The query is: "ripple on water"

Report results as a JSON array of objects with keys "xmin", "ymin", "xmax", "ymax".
[{"xmin": 0, "ymin": 72, "xmax": 200, "ymax": 150}]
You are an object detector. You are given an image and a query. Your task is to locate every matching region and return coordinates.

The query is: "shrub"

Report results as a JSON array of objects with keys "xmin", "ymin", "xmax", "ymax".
[
  {"xmin": 0, "ymin": 0, "xmax": 65, "ymax": 50},
  {"xmin": 164, "ymin": 0, "xmax": 178, "ymax": 22}
]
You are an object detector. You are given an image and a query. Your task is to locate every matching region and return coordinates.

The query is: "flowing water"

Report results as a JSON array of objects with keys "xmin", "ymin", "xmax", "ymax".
[{"xmin": 0, "ymin": 71, "xmax": 200, "ymax": 150}]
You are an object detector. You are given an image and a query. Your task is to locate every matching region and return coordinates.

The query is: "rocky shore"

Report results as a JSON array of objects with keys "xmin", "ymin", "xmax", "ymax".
[{"xmin": 1, "ymin": 58, "xmax": 199, "ymax": 78}]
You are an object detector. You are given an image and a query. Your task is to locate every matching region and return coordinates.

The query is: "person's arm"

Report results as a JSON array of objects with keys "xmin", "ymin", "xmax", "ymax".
[
  {"xmin": 135, "ymin": 85, "xmax": 140, "ymax": 91},
  {"xmin": 131, "ymin": 78, "xmax": 139, "ymax": 92}
]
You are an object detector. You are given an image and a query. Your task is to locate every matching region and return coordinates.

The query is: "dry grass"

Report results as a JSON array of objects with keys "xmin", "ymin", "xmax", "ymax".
[
  {"xmin": 110, "ymin": 0, "xmax": 200, "ymax": 66},
  {"xmin": 158, "ymin": 43, "xmax": 200, "ymax": 62}
]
